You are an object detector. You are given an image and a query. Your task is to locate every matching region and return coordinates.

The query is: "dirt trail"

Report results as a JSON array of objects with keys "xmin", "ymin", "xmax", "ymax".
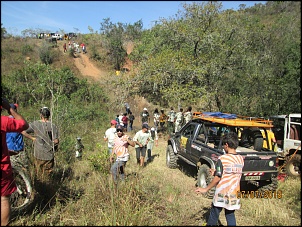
[{"xmin": 73, "ymin": 52, "xmax": 109, "ymax": 81}]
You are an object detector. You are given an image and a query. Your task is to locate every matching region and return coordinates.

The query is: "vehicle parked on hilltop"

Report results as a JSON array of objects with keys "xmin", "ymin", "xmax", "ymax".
[
  {"xmin": 51, "ymin": 33, "xmax": 62, "ymax": 40},
  {"xmin": 166, "ymin": 112, "xmax": 279, "ymax": 199}
]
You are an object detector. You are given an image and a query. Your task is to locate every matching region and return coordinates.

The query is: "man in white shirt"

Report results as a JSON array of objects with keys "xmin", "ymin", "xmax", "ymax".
[
  {"xmin": 104, "ymin": 120, "xmax": 117, "ymax": 155},
  {"xmin": 133, "ymin": 123, "xmax": 152, "ymax": 167}
]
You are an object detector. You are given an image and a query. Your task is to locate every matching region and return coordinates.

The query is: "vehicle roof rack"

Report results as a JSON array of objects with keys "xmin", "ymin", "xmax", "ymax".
[{"xmin": 192, "ymin": 112, "xmax": 273, "ymax": 128}]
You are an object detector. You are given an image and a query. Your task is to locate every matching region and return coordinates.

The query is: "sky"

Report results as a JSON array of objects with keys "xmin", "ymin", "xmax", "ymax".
[{"xmin": 1, "ymin": 1, "xmax": 267, "ymax": 36}]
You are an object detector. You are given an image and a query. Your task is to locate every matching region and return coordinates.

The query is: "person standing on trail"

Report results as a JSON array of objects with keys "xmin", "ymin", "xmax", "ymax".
[
  {"xmin": 140, "ymin": 108, "xmax": 150, "ymax": 125},
  {"xmin": 146, "ymin": 127, "xmax": 158, "ymax": 163},
  {"xmin": 118, "ymin": 113, "xmax": 124, "ymax": 127},
  {"xmin": 110, "ymin": 125, "xmax": 135, "ymax": 184},
  {"xmin": 124, "ymin": 102, "xmax": 131, "ymax": 115},
  {"xmin": 159, "ymin": 109, "xmax": 167, "ymax": 132},
  {"xmin": 1, "ymin": 98, "xmax": 29, "ymax": 226},
  {"xmin": 133, "ymin": 123, "xmax": 152, "ymax": 167},
  {"xmin": 63, "ymin": 42, "xmax": 67, "ymax": 53},
  {"xmin": 82, "ymin": 44, "xmax": 86, "ymax": 54},
  {"xmin": 195, "ymin": 132, "xmax": 244, "ymax": 226},
  {"xmin": 175, "ymin": 108, "xmax": 184, "ymax": 132},
  {"xmin": 22, "ymin": 107, "xmax": 59, "ymax": 181},
  {"xmin": 167, "ymin": 107, "xmax": 176, "ymax": 134},
  {"xmin": 183, "ymin": 106, "xmax": 193, "ymax": 125},
  {"xmin": 128, "ymin": 112, "xmax": 135, "ymax": 131},
  {"xmin": 104, "ymin": 120, "xmax": 117, "ymax": 155},
  {"xmin": 115, "ymin": 114, "xmax": 120, "ymax": 125},
  {"xmin": 153, "ymin": 108, "xmax": 160, "ymax": 132},
  {"xmin": 121, "ymin": 113, "xmax": 128, "ymax": 132}
]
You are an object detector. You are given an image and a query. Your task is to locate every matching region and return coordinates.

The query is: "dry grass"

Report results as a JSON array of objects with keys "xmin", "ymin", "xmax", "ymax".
[{"xmin": 10, "ymin": 136, "xmax": 301, "ymax": 226}]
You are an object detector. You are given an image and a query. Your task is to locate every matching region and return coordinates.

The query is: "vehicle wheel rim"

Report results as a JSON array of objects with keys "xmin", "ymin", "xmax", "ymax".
[{"xmin": 199, "ymin": 174, "xmax": 207, "ymax": 188}]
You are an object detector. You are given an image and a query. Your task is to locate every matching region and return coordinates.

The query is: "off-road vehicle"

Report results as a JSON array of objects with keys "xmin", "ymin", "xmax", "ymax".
[{"xmin": 166, "ymin": 112, "xmax": 279, "ymax": 198}]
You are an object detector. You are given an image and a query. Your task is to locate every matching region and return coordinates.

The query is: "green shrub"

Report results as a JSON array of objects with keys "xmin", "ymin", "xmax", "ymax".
[
  {"xmin": 39, "ymin": 43, "xmax": 53, "ymax": 64},
  {"xmin": 21, "ymin": 44, "xmax": 33, "ymax": 55}
]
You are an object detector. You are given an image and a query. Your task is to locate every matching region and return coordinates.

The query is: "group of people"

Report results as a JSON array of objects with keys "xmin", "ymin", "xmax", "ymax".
[
  {"xmin": 1, "ymin": 98, "xmax": 59, "ymax": 226},
  {"xmin": 63, "ymin": 41, "xmax": 86, "ymax": 54},
  {"xmin": 104, "ymin": 118, "xmax": 158, "ymax": 185},
  {"xmin": 150, "ymin": 106, "xmax": 193, "ymax": 134}
]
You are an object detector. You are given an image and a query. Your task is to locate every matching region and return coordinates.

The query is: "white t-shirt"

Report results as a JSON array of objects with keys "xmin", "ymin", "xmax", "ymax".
[
  {"xmin": 133, "ymin": 130, "xmax": 152, "ymax": 148},
  {"xmin": 154, "ymin": 113, "xmax": 160, "ymax": 124},
  {"xmin": 119, "ymin": 115, "xmax": 124, "ymax": 126},
  {"xmin": 105, "ymin": 127, "xmax": 116, "ymax": 148}
]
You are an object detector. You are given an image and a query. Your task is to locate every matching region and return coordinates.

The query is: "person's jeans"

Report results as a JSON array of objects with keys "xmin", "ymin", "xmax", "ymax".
[
  {"xmin": 207, "ymin": 204, "xmax": 236, "ymax": 226},
  {"xmin": 110, "ymin": 160, "xmax": 127, "ymax": 183},
  {"xmin": 108, "ymin": 147, "xmax": 113, "ymax": 155}
]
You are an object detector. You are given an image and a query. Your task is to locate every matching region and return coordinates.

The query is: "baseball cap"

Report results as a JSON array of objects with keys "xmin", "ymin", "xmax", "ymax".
[
  {"xmin": 142, "ymin": 123, "xmax": 149, "ymax": 129},
  {"xmin": 116, "ymin": 125, "xmax": 123, "ymax": 131},
  {"xmin": 111, "ymin": 120, "xmax": 117, "ymax": 125},
  {"xmin": 143, "ymin": 108, "xmax": 147, "ymax": 111}
]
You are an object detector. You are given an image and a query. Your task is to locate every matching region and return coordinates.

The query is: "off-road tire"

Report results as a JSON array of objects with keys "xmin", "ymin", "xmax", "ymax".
[
  {"xmin": 285, "ymin": 154, "xmax": 301, "ymax": 177},
  {"xmin": 240, "ymin": 128, "xmax": 263, "ymax": 151},
  {"xmin": 10, "ymin": 166, "xmax": 33, "ymax": 214},
  {"xmin": 196, "ymin": 164, "xmax": 215, "ymax": 199},
  {"xmin": 166, "ymin": 145, "xmax": 178, "ymax": 169}
]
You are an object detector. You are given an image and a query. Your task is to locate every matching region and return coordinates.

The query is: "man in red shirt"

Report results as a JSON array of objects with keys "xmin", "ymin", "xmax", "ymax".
[{"xmin": 1, "ymin": 98, "xmax": 28, "ymax": 226}]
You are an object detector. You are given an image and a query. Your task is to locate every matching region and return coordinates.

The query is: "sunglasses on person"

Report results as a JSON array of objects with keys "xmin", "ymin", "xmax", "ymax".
[{"xmin": 116, "ymin": 129, "xmax": 123, "ymax": 132}]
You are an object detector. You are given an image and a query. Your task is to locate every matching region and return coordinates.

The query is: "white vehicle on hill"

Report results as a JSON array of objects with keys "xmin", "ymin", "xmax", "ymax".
[{"xmin": 52, "ymin": 34, "xmax": 62, "ymax": 40}]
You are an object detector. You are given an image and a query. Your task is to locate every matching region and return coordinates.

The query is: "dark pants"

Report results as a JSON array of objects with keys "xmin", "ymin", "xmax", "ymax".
[
  {"xmin": 129, "ymin": 121, "xmax": 133, "ymax": 130},
  {"xmin": 110, "ymin": 160, "xmax": 127, "ymax": 183},
  {"xmin": 207, "ymin": 203, "xmax": 236, "ymax": 226},
  {"xmin": 167, "ymin": 121, "xmax": 175, "ymax": 134}
]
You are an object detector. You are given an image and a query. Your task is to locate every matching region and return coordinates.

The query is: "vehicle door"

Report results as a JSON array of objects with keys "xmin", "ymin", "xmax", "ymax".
[{"xmin": 179, "ymin": 123, "xmax": 197, "ymax": 159}]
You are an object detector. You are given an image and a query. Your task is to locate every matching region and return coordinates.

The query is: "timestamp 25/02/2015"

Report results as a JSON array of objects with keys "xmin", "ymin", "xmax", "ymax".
[{"xmin": 237, "ymin": 190, "xmax": 282, "ymax": 199}]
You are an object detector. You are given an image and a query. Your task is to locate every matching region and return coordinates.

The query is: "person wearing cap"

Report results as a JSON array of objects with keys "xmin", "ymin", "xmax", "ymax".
[
  {"xmin": 110, "ymin": 125, "xmax": 135, "ymax": 184},
  {"xmin": 1, "ymin": 98, "xmax": 29, "ymax": 226},
  {"xmin": 140, "ymin": 108, "xmax": 150, "ymax": 125},
  {"xmin": 146, "ymin": 127, "xmax": 158, "ymax": 163},
  {"xmin": 6, "ymin": 104, "xmax": 25, "ymax": 156},
  {"xmin": 22, "ymin": 107, "xmax": 59, "ymax": 181},
  {"xmin": 133, "ymin": 123, "xmax": 152, "ymax": 167},
  {"xmin": 104, "ymin": 120, "xmax": 117, "ymax": 155}
]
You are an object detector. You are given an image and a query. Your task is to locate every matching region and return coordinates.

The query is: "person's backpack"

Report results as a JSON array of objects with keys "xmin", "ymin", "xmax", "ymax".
[
  {"xmin": 6, "ymin": 132, "xmax": 24, "ymax": 153},
  {"xmin": 129, "ymin": 114, "xmax": 135, "ymax": 121}
]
